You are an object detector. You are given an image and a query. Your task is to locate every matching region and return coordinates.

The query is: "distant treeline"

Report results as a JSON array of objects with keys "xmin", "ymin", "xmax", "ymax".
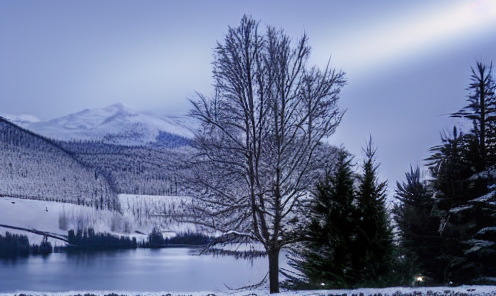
[
  {"xmin": 146, "ymin": 228, "xmax": 213, "ymax": 248},
  {"xmin": 0, "ymin": 232, "xmax": 52, "ymax": 258},
  {"xmin": 67, "ymin": 228, "xmax": 138, "ymax": 250},
  {"xmin": 1, "ymin": 228, "xmax": 215, "ymax": 258},
  {"xmin": 67, "ymin": 228, "xmax": 212, "ymax": 250}
]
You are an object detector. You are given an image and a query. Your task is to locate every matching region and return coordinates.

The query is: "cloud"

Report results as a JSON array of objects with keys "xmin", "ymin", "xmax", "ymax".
[{"xmin": 327, "ymin": 0, "xmax": 496, "ymax": 78}]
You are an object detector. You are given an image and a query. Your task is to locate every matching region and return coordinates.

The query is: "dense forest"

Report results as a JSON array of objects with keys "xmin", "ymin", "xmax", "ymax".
[
  {"xmin": 0, "ymin": 117, "xmax": 189, "ymax": 208},
  {"xmin": 0, "ymin": 117, "xmax": 119, "ymax": 210},
  {"xmin": 56, "ymin": 139, "xmax": 188, "ymax": 196}
]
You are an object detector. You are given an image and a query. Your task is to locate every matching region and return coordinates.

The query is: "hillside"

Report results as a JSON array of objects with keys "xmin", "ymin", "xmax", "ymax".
[
  {"xmin": 55, "ymin": 140, "xmax": 190, "ymax": 196},
  {"xmin": 0, "ymin": 117, "xmax": 119, "ymax": 210}
]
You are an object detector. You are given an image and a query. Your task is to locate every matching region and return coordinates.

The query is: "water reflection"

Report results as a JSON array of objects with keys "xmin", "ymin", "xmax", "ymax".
[{"xmin": 0, "ymin": 248, "xmax": 275, "ymax": 293}]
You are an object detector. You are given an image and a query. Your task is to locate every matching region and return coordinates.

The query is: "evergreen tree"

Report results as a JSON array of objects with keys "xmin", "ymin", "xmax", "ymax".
[
  {"xmin": 393, "ymin": 166, "xmax": 444, "ymax": 283},
  {"xmin": 353, "ymin": 138, "xmax": 395, "ymax": 287},
  {"xmin": 285, "ymin": 149, "xmax": 357, "ymax": 289},
  {"xmin": 445, "ymin": 62, "xmax": 496, "ymax": 283},
  {"xmin": 452, "ymin": 62, "xmax": 496, "ymax": 169},
  {"xmin": 423, "ymin": 62, "xmax": 496, "ymax": 283},
  {"xmin": 426, "ymin": 127, "xmax": 480, "ymax": 283}
]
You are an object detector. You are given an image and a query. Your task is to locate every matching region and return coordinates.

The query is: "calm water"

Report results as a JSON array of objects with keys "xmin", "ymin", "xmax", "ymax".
[{"xmin": 0, "ymin": 248, "xmax": 282, "ymax": 293}]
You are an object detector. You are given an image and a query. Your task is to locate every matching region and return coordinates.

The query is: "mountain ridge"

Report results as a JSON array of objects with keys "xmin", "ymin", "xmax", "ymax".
[{"xmin": 2, "ymin": 103, "xmax": 193, "ymax": 146}]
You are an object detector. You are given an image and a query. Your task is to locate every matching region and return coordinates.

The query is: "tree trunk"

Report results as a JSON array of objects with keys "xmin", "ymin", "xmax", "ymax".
[{"xmin": 268, "ymin": 247, "xmax": 280, "ymax": 293}]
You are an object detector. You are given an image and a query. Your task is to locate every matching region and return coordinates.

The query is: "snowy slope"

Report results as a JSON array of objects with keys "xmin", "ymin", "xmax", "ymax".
[
  {"xmin": 1, "ymin": 114, "xmax": 41, "ymax": 125},
  {"xmin": 3, "ymin": 103, "xmax": 193, "ymax": 145}
]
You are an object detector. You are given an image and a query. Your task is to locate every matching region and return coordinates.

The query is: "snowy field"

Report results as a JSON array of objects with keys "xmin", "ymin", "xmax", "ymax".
[
  {"xmin": 2, "ymin": 286, "xmax": 496, "ymax": 296},
  {"xmin": 1, "ymin": 196, "xmax": 496, "ymax": 296},
  {"xmin": 0, "ymin": 194, "xmax": 194, "ymax": 245}
]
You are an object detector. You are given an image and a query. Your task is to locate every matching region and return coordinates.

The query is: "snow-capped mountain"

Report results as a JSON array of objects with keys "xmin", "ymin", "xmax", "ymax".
[
  {"xmin": 2, "ymin": 114, "xmax": 41, "ymax": 125},
  {"xmin": 4, "ymin": 103, "xmax": 192, "ymax": 146}
]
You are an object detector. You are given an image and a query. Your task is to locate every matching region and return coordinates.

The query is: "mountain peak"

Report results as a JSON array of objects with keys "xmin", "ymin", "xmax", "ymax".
[
  {"xmin": 5, "ymin": 103, "xmax": 192, "ymax": 146},
  {"xmin": 103, "ymin": 103, "xmax": 130, "ymax": 113},
  {"xmin": 1, "ymin": 114, "xmax": 41, "ymax": 125}
]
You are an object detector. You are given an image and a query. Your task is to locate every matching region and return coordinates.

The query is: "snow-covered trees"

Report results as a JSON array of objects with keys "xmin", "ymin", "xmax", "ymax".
[
  {"xmin": 394, "ymin": 61, "xmax": 496, "ymax": 284},
  {"xmin": 0, "ymin": 117, "xmax": 119, "ymax": 210},
  {"xmin": 184, "ymin": 15, "xmax": 345, "ymax": 293}
]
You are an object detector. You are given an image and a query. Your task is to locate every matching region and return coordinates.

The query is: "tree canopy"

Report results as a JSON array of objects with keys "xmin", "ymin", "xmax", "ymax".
[{"xmin": 184, "ymin": 15, "xmax": 346, "ymax": 293}]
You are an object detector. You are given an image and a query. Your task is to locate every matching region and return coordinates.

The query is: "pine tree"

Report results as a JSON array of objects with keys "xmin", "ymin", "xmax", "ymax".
[
  {"xmin": 285, "ymin": 149, "xmax": 357, "ymax": 289},
  {"xmin": 446, "ymin": 62, "xmax": 496, "ymax": 283},
  {"xmin": 426, "ymin": 127, "xmax": 480, "ymax": 283},
  {"xmin": 353, "ymin": 138, "xmax": 395, "ymax": 287},
  {"xmin": 452, "ymin": 61, "xmax": 496, "ymax": 169},
  {"xmin": 424, "ymin": 62, "xmax": 496, "ymax": 283},
  {"xmin": 393, "ymin": 166, "xmax": 445, "ymax": 283}
]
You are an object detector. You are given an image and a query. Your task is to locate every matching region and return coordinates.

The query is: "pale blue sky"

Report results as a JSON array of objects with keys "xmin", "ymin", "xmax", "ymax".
[{"xmin": 1, "ymin": 0, "xmax": 496, "ymax": 189}]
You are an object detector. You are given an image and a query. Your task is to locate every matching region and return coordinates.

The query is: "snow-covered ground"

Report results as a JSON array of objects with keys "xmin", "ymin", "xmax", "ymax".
[
  {"xmin": 2, "ymin": 285, "xmax": 496, "ymax": 296},
  {"xmin": 0, "ymin": 194, "xmax": 203, "ymax": 245},
  {"xmin": 2, "ymin": 196, "xmax": 496, "ymax": 296},
  {"xmin": 0, "ymin": 195, "xmax": 155, "ymax": 244}
]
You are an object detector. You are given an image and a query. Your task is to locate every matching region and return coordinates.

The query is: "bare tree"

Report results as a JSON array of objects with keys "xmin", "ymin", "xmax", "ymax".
[{"xmin": 184, "ymin": 15, "xmax": 345, "ymax": 293}]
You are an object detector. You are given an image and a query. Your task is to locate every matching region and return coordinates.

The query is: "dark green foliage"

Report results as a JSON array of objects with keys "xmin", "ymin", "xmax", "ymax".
[
  {"xmin": 285, "ymin": 150, "xmax": 356, "ymax": 289},
  {"xmin": 31, "ymin": 240, "xmax": 53, "ymax": 255},
  {"xmin": 399, "ymin": 61, "xmax": 496, "ymax": 284},
  {"xmin": 393, "ymin": 167, "xmax": 444, "ymax": 282},
  {"xmin": 286, "ymin": 141, "xmax": 396, "ymax": 289},
  {"xmin": 451, "ymin": 61, "xmax": 496, "ymax": 170},
  {"xmin": 353, "ymin": 139, "xmax": 396, "ymax": 287}
]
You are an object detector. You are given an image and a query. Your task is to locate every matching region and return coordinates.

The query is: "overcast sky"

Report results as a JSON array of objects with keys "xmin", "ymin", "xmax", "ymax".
[{"xmin": 1, "ymin": 0, "xmax": 496, "ymax": 194}]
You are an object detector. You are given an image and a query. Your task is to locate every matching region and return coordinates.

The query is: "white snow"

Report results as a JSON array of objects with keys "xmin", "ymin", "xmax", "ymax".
[
  {"xmin": 0, "ymin": 113, "xmax": 41, "ymax": 125},
  {"xmin": 4, "ymin": 103, "xmax": 193, "ymax": 145},
  {"xmin": 470, "ymin": 190, "xmax": 496, "ymax": 203},
  {"xmin": 2, "ymin": 285, "xmax": 496, "ymax": 296},
  {"xmin": 0, "ymin": 196, "xmax": 143, "ymax": 245},
  {"xmin": 0, "ymin": 194, "xmax": 200, "ymax": 244}
]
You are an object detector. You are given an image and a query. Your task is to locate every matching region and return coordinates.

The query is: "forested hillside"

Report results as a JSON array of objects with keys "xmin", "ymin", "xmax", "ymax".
[
  {"xmin": 0, "ymin": 117, "xmax": 119, "ymax": 210},
  {"xmin": 56, "ymin": 140, "xmax": 189, "ymax": 196}
]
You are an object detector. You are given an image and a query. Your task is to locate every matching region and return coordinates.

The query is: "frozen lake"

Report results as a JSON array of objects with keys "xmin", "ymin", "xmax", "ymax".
[{"xmin": 0, "ymin": 248, "xmax": 284, "ymax": 293}]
